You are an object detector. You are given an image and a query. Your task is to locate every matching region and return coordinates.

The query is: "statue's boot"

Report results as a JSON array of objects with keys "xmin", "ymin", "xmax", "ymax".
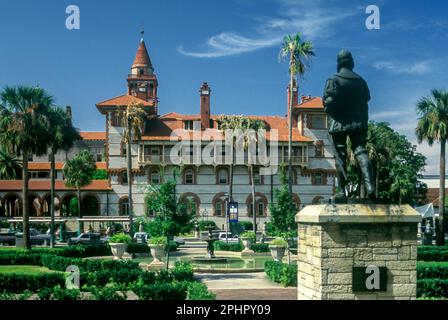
[{"xmin": 355, "ymin": 150, "xmax": 376, "ymax": 201}]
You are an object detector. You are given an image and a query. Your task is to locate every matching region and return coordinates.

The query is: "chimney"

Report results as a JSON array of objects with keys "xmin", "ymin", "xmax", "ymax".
[
  {"xmin": 287, "ymin": 81, "xmax": 298, "ymax": 129},
  {"xmin": 66, "ymin": 106, "xmax": 72, "ymax": 119},
  {"xmin": 200, "ymin": 82, "xmax": 211, "ymax": 130}
]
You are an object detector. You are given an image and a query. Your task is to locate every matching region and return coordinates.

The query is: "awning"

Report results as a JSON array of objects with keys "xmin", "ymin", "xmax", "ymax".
[{"xmin": 415, "ymin": 203, "xmax": 435, "ymax": 219}]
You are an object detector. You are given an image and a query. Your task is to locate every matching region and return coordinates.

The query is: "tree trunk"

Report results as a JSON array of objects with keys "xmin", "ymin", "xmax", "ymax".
[
  {"xmin": 77, "ymin": 186, "xmax": 82, "ymax": 234},
  {"xmin": 250, "ymin": 165, "xmax": 256, "ymax": 238},
  {"xmin": 22, "ymin": 151, "xmax": 30, "ymax": 249},
  {"xmin": 229, "ymin": 164, "xmax": 233, "ymax": 202},
  {"xmin": 438, "ymin": 139, "xmax": 446, "ymax": 246},
  {"xmin": 375, "ymin": 161, "xmax": 379, "ymax": 198},
  {"xmin": 288, "ymin": 73, "xmax": 294, "ymax": 195},
  {"xmin": 127, "ymin": 117, "xmax": 134, "ymax": 236},
  {"xmin": 50, "ymin": 149, "xmax": 56, "ymax": 248}
]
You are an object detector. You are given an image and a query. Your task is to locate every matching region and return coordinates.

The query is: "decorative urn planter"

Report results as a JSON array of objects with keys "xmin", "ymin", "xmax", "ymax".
[
  {"xmin": 240, "ymin": 237, "xmax": 255, "ymax": 256},
  {"xmin": 148, "ymin": 244, "xmax": 166, "ymax": 270},
  {"xmin": 269, "ymin": 245, "xmax": 286, "ymax": 262},
  {"xmin": 110, "ymin": 243, "xmax": 128, "ymax": 260}
]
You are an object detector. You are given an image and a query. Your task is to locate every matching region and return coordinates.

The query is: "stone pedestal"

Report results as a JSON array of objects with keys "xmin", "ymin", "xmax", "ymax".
[{"xmin": 295, "ymin": 204, "xmax": 420, "ymax": 300}]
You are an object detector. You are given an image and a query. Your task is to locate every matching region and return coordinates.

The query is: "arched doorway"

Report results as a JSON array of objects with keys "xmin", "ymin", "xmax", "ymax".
[
  {"xmin": 119, "ymin": 197, "xmax": 129, "ymax": 216},
  {"xmin": 179, "ymin": 192, "xmax": 200, "ymax": 216},
  {"xmin": 42, "ymin": 194, "xmax": 61, "ymax": 217},
  {"xmin": 61, "ymin": 194, "xmax": 79, "ymax": 217},
  {"xmin": 1, "ymin": 193, "xmax": 22, "ymax": 217},
  {"xmin": 82, "ymin": 194, "xmax": 100, "ymax": 216},
  {"xmin": 246, "ymin": 193, "xmax": 268, "ymax": 217},
  {"xmin": 28, "ymin": 193, "xmax": 41, "ymax": 217}
]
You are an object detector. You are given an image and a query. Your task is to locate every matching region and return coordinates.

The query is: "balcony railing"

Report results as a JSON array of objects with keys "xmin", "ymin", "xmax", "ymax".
[{"xmin": 139, "ymin": 153, "xmax": 308, "ymax": 166}]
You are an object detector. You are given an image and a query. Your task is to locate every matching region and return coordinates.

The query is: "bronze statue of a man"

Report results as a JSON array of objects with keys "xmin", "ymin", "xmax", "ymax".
[{"xmin": 323, "ymin": 49, "xmax": 375, "ymax": 202}]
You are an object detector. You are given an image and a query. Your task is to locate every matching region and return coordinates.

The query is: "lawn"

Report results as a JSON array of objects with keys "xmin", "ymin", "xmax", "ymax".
[{"xmin": 0, "ymin": 265, "xmax": 55, "ymax": 275}]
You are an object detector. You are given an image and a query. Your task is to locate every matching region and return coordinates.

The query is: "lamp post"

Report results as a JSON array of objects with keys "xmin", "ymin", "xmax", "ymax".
[{"xmin": 223, "ymin": 193, "xmax": 229, "ymax": 243}]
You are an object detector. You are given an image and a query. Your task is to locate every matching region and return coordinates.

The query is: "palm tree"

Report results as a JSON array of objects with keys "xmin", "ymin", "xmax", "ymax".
[
  {"xmin": 63, "ymin": 150, "xmax": 96, "ymax": 235},
  {"xmin": 0, "ymin": 148, "xmax": 22, "ymax": 180},
  {"xmin": 279, "ymin": 33, "xmax": 315, "ymax": 194},
  {"xmin": 219, "ymin": 115, "xmax": 245, "ymax": 202},
  {"xmin": 416, "ymin": 89, "xmax": 448, "ymax": 245},
  {"xmin": 46, "ymin": 107, "xmax": 80, "ymax": 247},
  {"xmin": 243, "ymin": 118, "xmax": 266, "ymax": 235},
  {"xmin": 0, "ymin": 86, "xmax": 52, "ymax": 249},
  {"xmin": 116, "ymin": 102, "xmax": 147, "ymax": 235}
]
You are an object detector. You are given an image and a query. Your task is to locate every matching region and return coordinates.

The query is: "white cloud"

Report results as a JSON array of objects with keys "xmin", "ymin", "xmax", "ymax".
[
  {"xmin": 373, "ymin": 61, "xmax": 431, "ymax": 75},
  {"xmin": 178, "ymin": 1, "xmax": 356, "ymax": 58}
]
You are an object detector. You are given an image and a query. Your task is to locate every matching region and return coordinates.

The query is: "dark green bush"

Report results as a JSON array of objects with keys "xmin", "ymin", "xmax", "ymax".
[
  {"xmin": 186, "ymin": 282, "xmax": 215, "ymax": 300},
  {"xmin": 171, "ymin": 262, "xmax": 194, "ymax": 282},
  {"xmin": 37, "ymin": 287, "xmax": 53, "ymax": 300},
  {"xmin": 213, "ymin": 241, "xmax": 243, "ymax": 252},
  {"xmin": 0, "ymin": 245, "xmax": 111, "ymax": 259},
  {"xmin": 417, "ymin": 246, "xmax": 448, "ymax": 261},
  {"xmin": 51, "ymin": 285, "xmax": 80, "ymax": 300},
  {"xmin": 417, "ymin": 278, "xmax": 448, "ymax": 298},
  {"xmin": 197, "ymin": 221, "xmax": 218, "ymax": 231},
  {"xmin": 127, "ymin": 243, "xmax": 150, "ymax": 254},
  {"xmin": 250, "ymin": 243, "xmax": 269, "ymax": 253},
  {"xmin": 417, "ymin": 261, "xmax": 448, "ymax": 279},
  {"xmin": 265, "ymin": 261, "xmax": 297, "ymax": 287},
  {"xmin": 0, "ymin": 253, "xmax": 42, "ymax": 266},
  {"xmin": 88, "ymin": 284, "xmax": 127, "ymax": 300},
  {"xmin": 239, "ymin": 221, "xmax": 253, "ymax": 231},
  {"xmin": 0, "ymin": 272, "xmax": 66, "ymax": 293},
  {"xmin": 132, "ymin": 282, "xmax": 188, "ymax": 300}
]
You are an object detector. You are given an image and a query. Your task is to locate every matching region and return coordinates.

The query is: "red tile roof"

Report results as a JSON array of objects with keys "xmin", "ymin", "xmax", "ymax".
[
  {"xmin": 132, "ymin": 40, "xmax": 152, "ymax": 68},
  {"xmin": 141, "ymin": 114, "xmax": 313, "ymax": 142},
  {"xmin": 27, "ymin": 162, "xmax": 106, "ymax": 171},
  {"xmin": 0, "ymin": 180, "xmax": 111, "ymax": 191},
  {"xmin": 296, "ymin": 97, "xmax": 324, "ymax": 109},
  {"xmin": 79, "ymin": 132, "xmax": 106, "ymax": 141},
  {"xmin": 96, "ymin": 94, "xmax": 155, "ymax": 108}
]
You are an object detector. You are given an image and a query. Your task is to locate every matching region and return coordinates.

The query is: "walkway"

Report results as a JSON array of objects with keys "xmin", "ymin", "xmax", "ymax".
[{"xmin": 196, "ymin": 272, "xmax": 297, "ymax": 300}]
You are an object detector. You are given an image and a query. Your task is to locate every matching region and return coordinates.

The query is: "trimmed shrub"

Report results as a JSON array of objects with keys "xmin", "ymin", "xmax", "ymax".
[
  {"xmin": 417, "ymin": 246, "xmax": 448, "ymax": 261},
  {"xmin": 0, "ymin": 272, "xmax": 66, "ymax": 293},
  {"xmin": 417, "ymin": 278, "xmax": 448, "ymax": 298},
  {"xmin": 213, "ymin": 241, "xmax": 243, "ymax": 252},
  {"xmin": 127, "ymin": 243, "xmax": 150, "ymax": 254},
  {"xmin": 197, "ymin": 221, "xmax": 218, "ymax": 231},
  {"xmin": 51, "ymin": 285, "xmax": 81, "ymax": 300},
  {"xmin": 265, "ymin": 261, "xmax": 297, "ymax": 287},
  {"xmin": 250, "ymin": 243, "xmax": 269, "ymax": 253},
  {"xmin": 417, "ymin": 261, "xmax": 448, "ymax": 279},
  {"xmin": 132, "ymin": 282, "xmax": 188, "ymax": 300},
  {"xmin": 171, "ymin": 262, "xmax": 194, "ymax": 282},
  {"xmin": 187, "ymin": 282, "xmax": 216, "ymax": 300},
  {"xmin": 88, "ymin": 284, "xmax": 127, "ymax": 300},
  {"xmin": 0, "ymin": 245, "xmax": 112, "ymax": 259},
  {"xmin": 0, "ymin": 253, "xmax": 42, "ymax": 266},
  {"xmin": 239, "ymin": 221, "xmax": 253, "ymax": 231},
  {"xmin": 109, "ymin": 233, "xmax": 132, "ymax": 244}
]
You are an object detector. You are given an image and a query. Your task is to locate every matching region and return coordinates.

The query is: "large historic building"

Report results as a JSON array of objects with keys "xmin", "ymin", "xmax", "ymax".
[{"xmin": 0, "ymin": 36, "xmax": 336, "ymax": 230}]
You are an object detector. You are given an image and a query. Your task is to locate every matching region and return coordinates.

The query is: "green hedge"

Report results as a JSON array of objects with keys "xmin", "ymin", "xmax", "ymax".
[
  {"xmin": 0, "ymin": 253, "xmax": 42, "ymax": 266},
  {"xmin": 417, "ymin": 261, "xmax": 448, "ymax": 279},
  {"xmin": 213, "ymin": 241, "xmax": 243, "ymax": 252},
  {"xmin": 417, "ymin": 278, "xmax": 448, "ymax": 298},
  {"xmin": 132, "ymin": 282, "xmax": 188, "ymax": 300},
  {"xmin": 127, "ymin": 243, "xmax": 150, "ymax": 254},
  {"xmin": 251, "ymin": 243, "xmax": 269, "ymax": 253},
  {"xmin": 417, "ymin": 246, "xmax": 448, "ymax": 261},
  {"xmin": 197, "ymin": 221, "xmax": 218, "ymax": 231},
  {"xmin": 0, "ymin": 273, "xmax": 66, "ymax": 293},
  {"xmin": 0, "ymin": 245, "xmax": 112, "ymax": 258},
  {"xmin": 186, "ymin": 282, "xmax": 216, "ymax": 300},
  {"xmin": 265, "ymin": 261, "xmax": 297, "ymax": 287}
]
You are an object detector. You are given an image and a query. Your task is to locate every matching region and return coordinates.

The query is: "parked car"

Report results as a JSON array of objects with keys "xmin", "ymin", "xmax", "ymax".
[
  {"xmin": 218, "ymin": 232, "xmax": 239, "ymax": 243},
  {"xmin": 14, "ymin": 228, "xmax": 51, "ymax": 246},
  {"xmin": 0, "ymin": 233, "xmax": 15, "ymax": 246},
  {"xmin": 68, "ymin": 232, "xmax": 107, "ymax": 246},
  {"xmin": 173, "ymin": 237, "xmax": 185, "ymax": 246},
  {"xmin": 133, "ymin": 232, "xmax": 148, "ymax": 244}
]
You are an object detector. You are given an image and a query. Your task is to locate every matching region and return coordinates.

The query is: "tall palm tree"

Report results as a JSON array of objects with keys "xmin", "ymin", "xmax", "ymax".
[
  {"xmin": 63, "ymin": 150, "xmax": 96, "ymax": 235},
  {"xmin": 0, "ymin": 148, "xmax": 22, "ymax": 180},
  {"xmin": 416, "ymin": 89, "xmax": 448, "ymax": 246},
  {"xmin": 0, "ymin": 86, "xmax": 52, "ymax": 249},
  {"xmin": 46, "ymin": 107, "xmax": 80, "ymax": 247},
  {"xmin": 279, "ymin": 33, "xmax": 315, "ymax": 194},
  {"xmin": 243, "ymin": 118, "xmax": 266, "ymax": 235},
  {"xmin": 219, "ymin": 115, "xmax": 245, "ymax": 202},
  {"xmin": 116, "ymin": 102, "xmax": 147, "ymax": 235}
]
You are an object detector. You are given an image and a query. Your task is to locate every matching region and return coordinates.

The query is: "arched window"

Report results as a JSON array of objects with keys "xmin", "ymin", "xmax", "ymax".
[
  {"xmin": 246, "ymin": 193, "xmax": 268, "ymax": 217},
  {"xmin": 119, "ymin": 197, "xmax": 130, "ymax": 216},
  {"xmin": 218, "ymin": 168, "xmax": 229, "ymax": 185},
  {"xmin": 120, "ymin": 172, "xmax": 128, "ymax": 185},
  {"xmin": 214, "ymin": 199, "xmax": 225, "ymax": 217},
  {"xmin": 150, "ymin": 169, "xmax": 161, "ymax": 184},
  {"xmin": 184, "ymin": 169, "xmax": 195, "ymax": 185},
  {"xmin": 179, "ymin": 193, "xmax": 200, "ymax": 216}
]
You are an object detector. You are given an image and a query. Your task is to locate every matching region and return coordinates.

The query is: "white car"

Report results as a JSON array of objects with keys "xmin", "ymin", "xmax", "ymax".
[{"xmin": 218, "ymin": 232, "xmax": 239, "ymax": 243}]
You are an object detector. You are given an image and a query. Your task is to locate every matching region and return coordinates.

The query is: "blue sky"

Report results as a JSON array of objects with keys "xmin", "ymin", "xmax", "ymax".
[{"xmin": 0, "ymin": 0, "xmax": 447, "ymax": 173}]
